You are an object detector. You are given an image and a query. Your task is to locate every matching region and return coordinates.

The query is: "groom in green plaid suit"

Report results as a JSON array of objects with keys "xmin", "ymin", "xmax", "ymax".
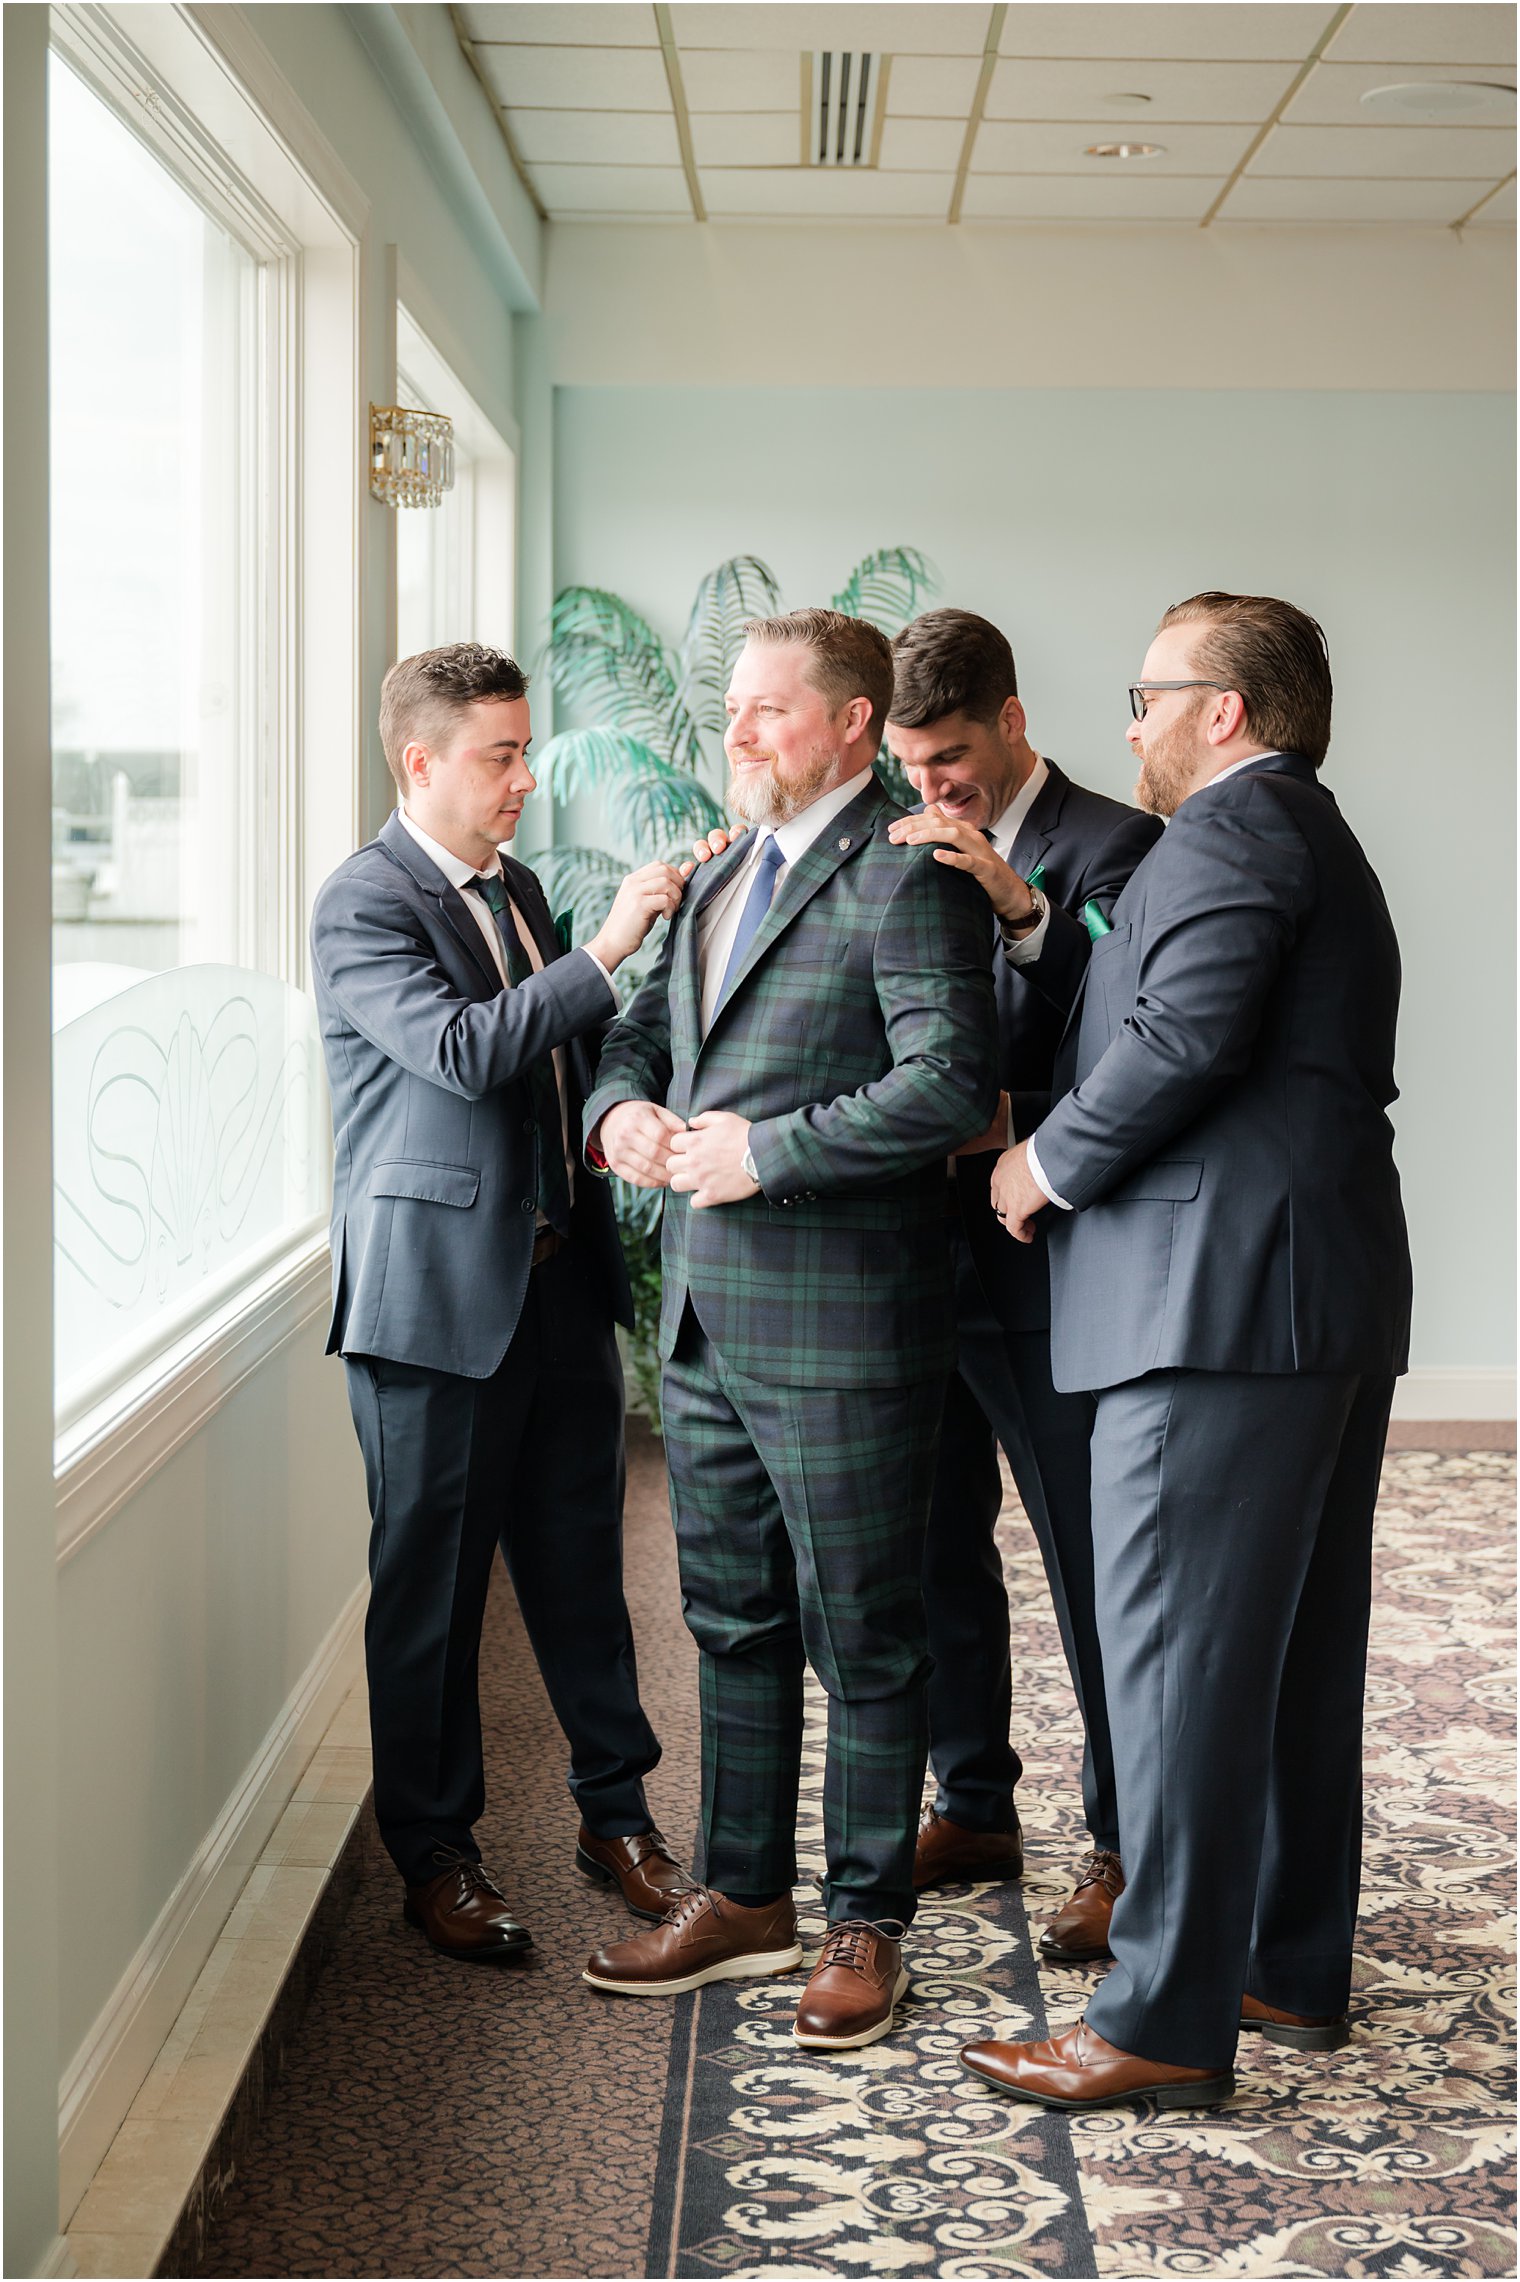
[{"xmin": 581, "ymin": 609, "xmax": 998, "ymax": 2050}]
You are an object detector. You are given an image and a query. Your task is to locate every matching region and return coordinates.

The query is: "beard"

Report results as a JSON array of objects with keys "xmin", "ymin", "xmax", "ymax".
[
  {"xmin": 1134, "ymin": 698, "xmax": 1208, "ymax": 818},
  {"xmin": 726, "ymin": 740, "xmax": 843, "ymax": 828}
]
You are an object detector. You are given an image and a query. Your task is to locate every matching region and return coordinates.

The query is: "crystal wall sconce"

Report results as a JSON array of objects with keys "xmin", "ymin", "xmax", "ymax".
[{"xmin": 369, "ymin": 403, "xmax": 455, "ymax": 508}]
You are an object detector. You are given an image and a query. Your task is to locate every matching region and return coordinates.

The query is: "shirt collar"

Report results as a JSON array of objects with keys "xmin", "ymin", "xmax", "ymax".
[
  {"xmin": 1206, "ymin": 750, "xmax": 1284, "ymax": 788},
  {"xmin": 398, "ymin": 805, "xmax": 501, "ymax": 891},
  {"xmin": 988, "ymin": 753, "xmax": 1049, "ymax": 859},
  {"xmin": 761, "ymin": 766, "xmax": 876, "ymax": 867}
]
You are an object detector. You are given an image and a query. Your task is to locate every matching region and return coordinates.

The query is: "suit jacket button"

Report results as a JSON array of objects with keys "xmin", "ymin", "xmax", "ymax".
[
  {"xmin": 520, "ymin": 1198, "xmax": 535, "ymax": 1213},
  {"xmin": 523, "ymin": 1118, "xmax": 535, "ymax": 1134}
]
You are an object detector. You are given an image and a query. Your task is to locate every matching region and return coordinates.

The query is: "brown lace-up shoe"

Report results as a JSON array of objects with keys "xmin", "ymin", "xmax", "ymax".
[
  {"xmin": 913, "ymin": 1807, "xmax": 1024, "ymax": 1891},
  {"xmin": 403, "ymin": 1852, "xmax": 533, "ymax": 1961},
  {"xmin": 961, "ymin": 2019, "xmax": 1233, "ymax": 2111},
  {"xmin": 575, "ymin": 1825, "xmax": 694, "ymax": 1922},
  {"xmin": 793, "ymin": 1920, "xmax": 909, "ymax": 2050},
  {"xmin": 583, "ymin": 1886, "xmax": 802, "ymax": 1996},
  {"xmin": 1240, "ymin": 1993, "xmax": 1351, "ymax": 2050},
  {"xmin": 1039, "ymin": 1848, "xmax": 1124, "ymax": 1962}
]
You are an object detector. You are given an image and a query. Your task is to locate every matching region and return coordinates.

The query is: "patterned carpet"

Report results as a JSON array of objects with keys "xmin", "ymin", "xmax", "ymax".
[
  {"xmin": 189, "ymin": 1437, "xmax": 1515, "ymax": 2279},
  {"xmin": 647, "ymin": 1448, "xmax": 1517, "ymax": 2280}
]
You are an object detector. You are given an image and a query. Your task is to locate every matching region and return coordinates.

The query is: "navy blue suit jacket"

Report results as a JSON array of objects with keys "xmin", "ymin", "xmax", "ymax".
[
  {"xmin": 956, "ymin": 761, "xmax": 1162, "ymax": 1334},
  {"xmin": 310, "ymin": 811, "xmax": 633, "ymax": 1377},
  {"xmin": 1033, "ymin": 753, "xmax": 1412, "ymax": 1392}
]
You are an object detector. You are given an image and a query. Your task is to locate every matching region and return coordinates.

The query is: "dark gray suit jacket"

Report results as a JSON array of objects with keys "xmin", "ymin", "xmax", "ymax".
[
  {"xmin": 955, "ymin": 761, "xmax": 1162, "ymax": 1334},
  {"xmin": 1031, "ymin": 753, "xmax": 1412, "ymax": 1393},
  {"xmin": 310, "ymin": 811, "xmax": 633, "ymax": 1378}
]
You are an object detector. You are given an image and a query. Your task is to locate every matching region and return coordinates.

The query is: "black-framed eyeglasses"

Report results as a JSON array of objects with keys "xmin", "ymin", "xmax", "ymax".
[{"xmin": 1128, "ymin": 681, "xmax": 1229, "ymax": 721}]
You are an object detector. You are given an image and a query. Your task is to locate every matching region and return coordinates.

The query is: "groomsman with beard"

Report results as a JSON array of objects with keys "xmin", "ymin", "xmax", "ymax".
[
  {"xmin": 959, "ymin": 593, "xmax": 1411, "ymax": 2110},
  {"xmin": 884, "ymin": 610, "xmax": 1160, "ymax": 1959}
]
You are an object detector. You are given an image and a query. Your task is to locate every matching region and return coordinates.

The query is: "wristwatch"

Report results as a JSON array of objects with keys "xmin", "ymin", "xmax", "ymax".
[
  {"xmin": 1001, "ymin": 885, "xmax": 1047, "ymax": 943},
  {"xmin": 740, "ymin": 1144, "xmax": 760, "ymax": 1186}
]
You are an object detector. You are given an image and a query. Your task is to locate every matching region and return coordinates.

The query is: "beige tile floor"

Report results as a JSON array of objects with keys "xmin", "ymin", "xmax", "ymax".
[{"xmin": 64, "ymin": 1684, "xmax": 372, "ymax": 2280}]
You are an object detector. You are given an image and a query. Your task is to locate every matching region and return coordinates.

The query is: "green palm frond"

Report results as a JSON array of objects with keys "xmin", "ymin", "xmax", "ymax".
[
  {"xmin": 542, "ymin": 588, "xmax": 701, "ymax": 767},
  {"xmin": 830, "ymin": 546, "xmax": 939, "ymax": 636},
  {"xmin": 679, "ymin": 554, "xmax": 783, "ymax": 736},
  {"xmin": 611, "ymin": 1176, "xmax": 665, "ymax": 1240},
  {"xmin": 534, "ymin": 729, "xmax": 725, "ymax": 857},
  {"xmin": 532, "ymin": 843, "xmax": 627, "ymax": 938}
]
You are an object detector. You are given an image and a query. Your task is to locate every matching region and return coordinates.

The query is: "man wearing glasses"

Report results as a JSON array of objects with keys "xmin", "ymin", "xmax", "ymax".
[{"xmin": 956, "ymin": 592, "xmax": 1410, "ymax": 2112}]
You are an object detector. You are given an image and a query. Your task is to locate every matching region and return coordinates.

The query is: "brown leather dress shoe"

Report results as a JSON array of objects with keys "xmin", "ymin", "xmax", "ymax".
[
  {"xmin": 913, "ymin": 1807, "xmax": 1024, "ymax": 1891},
  {"xmin": 583, "ymin": 1886, "xmax": 802, "ymax": 1996},
  {"xmin": 575, "ymin": 1824, "xmax": 694, "ymax": 1922},
  {"xmin": 403, "ymin": 1853, "xmax": 533, "ymax": 1961},
  {"xmin": 793, "ymin": 1920, "xmax": 909, "ymax": 2050},
  {"xmin": 1240, "ymin": 1992, "xmax": 1351, "ymax": 2050},
  {"xmin": 1039, "ymin": 1848, "xmax": 1125, "ymax": 1963},
  {"xmin": 961, "ymin": 2019, "xmax": 1233, "ymax": 2111}
]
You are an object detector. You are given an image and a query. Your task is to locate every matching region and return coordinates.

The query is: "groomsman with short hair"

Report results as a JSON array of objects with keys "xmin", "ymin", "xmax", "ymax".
[{"xmin": 960, "ymin": 593, "xmax": 1412, "ymax": 2111}]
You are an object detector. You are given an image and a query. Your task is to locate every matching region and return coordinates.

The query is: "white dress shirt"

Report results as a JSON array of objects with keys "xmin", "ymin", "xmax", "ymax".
[
  {"xmin": 697, "ymin": 768, "xmax": 875, "ymax": 1033},
  {"xmin": 397, "ymin": 807, "xmax": 612, "ymax": 1211},
  {"xmin": 1024, "ymin": 750, "xmax": 1285, "ymax": 1212}
]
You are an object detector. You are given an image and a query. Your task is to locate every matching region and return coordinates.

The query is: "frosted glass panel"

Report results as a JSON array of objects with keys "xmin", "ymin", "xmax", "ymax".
[{"xmin": 53, "ymin": 967, "xmax": 327, "ymax": 1430}]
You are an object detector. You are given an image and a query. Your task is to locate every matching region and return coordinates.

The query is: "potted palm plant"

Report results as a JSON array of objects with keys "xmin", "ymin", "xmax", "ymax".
[{"xmin": 534, "ymin": 548, "xmax": 937, "ymax": 1421}]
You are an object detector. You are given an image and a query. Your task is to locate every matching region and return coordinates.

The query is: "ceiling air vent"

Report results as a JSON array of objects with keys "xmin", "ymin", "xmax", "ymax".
[{"xmin": 805, "ymin": 52, "xmax": 888, "ymax": 168}]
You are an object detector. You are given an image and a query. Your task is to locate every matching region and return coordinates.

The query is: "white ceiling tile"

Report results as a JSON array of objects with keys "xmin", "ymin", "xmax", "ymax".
[
  {"xmin": 510, "ymin": 107, "xmax": 681, "ymax": 163},
  {"xmin": 459, "ymin": 5, "xmax": 658, "ymax": 46},
  {"xmin": 474, "ymin": 43, "xmax": 672, "ymax": 108},
  {"xmin": 700, "ymin": 166, "xmax": 955, "ymax": 216},
  {"xmin": 996, "ymin": 7, "xmax": 1329, "ymax": 63},
  {"xmin": 975, "ymin": 118, "xmax": 1255, "ymax": 173},
  {"xmin": 960, "ymin": 172, "xmax": 1220, "ymax": 219},
  {"xmin": 986, "ymin": 56, "xmax": 1300, "ymax": 123},
  {"xmin": 1468, "ymin": 175, "xmax": 1517, "ymax": 219},
  {"xmin": 1286, "ymin": 60, "xmax": 1516, "ymax": 127},
  {"xmin": 1220, "ymin": 174, "xmax": 1488, "ymax": 220},
  {"xmin": 671, "ymin": 6, "xmax": 987, "ymax": 53},
  {"xmin": 1251, "ymin": 121, "xmax": 1516, "ymax": 177},
  {"xmin": 1326, "ymin": 6, "xmax": 1516, "ymax": 67},
  {"xmin": 690, "ymin": 112, "xmax": 800, "ymax": 165},
  {"xmin": 876, "ymin": 116, "xmax": 966, "ymax": 169},
  {"xmin": 680, "ymin": 48, "xmax": 799, "ymax": 109},
  {"xmin": 885, "ymin": 55, "xmax": 983, "ymax": 115},
  {"xmin": 529, "ymin": 163, "xmax": 691, "ymax": 213}
]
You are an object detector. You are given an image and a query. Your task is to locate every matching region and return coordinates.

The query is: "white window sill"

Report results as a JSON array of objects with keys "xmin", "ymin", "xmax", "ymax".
[{"xmin": 55, "ymin": 1231, "xmax": 332, "ymax": 1566}]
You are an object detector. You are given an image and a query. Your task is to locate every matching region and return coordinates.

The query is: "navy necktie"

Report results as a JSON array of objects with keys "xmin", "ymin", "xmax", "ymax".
[
  {"xmin": 473, "ymin": 873, "xmax": 572, "ymax": 1236},
  {"xmin": 714, "ymin": 834, "xmax": 786, "ymax": 1011}
]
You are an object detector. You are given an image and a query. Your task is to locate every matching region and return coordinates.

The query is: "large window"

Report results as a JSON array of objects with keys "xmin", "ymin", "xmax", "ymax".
[
  {"xmin": 48, "ymin": 34, "xmax": 331, "ymax": 1442},
  {"xmin": 394, "ymin": 304, "xmax": 517, "ymax": 661}
]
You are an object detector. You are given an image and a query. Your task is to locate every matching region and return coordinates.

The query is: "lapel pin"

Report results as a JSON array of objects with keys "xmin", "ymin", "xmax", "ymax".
[{"xmin": 837, "ymin": 836, "xmax": 852, "ymax": 851}]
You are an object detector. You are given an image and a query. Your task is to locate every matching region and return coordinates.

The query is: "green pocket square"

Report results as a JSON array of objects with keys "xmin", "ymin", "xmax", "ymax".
[
  {"xmin": 553, "ymin": 909, "xmax": 574, "ymax": 956},
  {"xmin": 1082, "ymin": 898, "xmax": 1114, "ymax": 940}
]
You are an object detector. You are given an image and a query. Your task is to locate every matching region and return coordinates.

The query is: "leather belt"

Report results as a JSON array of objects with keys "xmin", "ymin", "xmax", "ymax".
[{"xmin": 531, "ymin": 1228, "xmax": 566, "ymax": 1268}]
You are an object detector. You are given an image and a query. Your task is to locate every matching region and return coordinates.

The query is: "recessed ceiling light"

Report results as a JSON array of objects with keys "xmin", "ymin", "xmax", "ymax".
[
  {"xmin": 1084, "ymin": 141, "xmax": 1166, "ymax": 159},
  {"xmin": 1360, "ymin": 79, "xmax": 1515, "ymax": 123}
]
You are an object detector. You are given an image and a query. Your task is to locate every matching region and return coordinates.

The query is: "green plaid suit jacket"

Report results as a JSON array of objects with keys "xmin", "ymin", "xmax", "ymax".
[{"xmin": 583, "ymin": 778, "xmax": 998, "ymax": 1387}]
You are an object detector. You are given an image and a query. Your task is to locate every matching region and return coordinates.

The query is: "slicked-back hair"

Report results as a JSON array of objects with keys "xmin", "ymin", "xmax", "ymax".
[
  {"xmin": 1157, "ymin": 592, "xmax": 1333, "ymax": 768},
  {"xmin": 379, "ymin": 643, "xmax": 530, "ymax": 792},
  {"xmin": 888, "ymin": 609, "xmax": 1018, "ymax": 729},
  {"xmin": 741, "ymin": 608, "xmax": 894, "ymax": 755}
]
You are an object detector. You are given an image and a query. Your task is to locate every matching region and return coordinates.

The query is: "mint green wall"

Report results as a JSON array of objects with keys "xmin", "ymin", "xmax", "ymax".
[{"xmin": 553, "ymin": 384, "xmax": 1516, "ymax": 1376}]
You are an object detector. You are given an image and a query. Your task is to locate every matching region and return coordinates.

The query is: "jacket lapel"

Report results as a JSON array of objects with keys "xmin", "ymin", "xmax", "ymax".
[
  {"xmin": 702, "ymin": 781, "xmax": 886, "ymax": 1035},
  {"xmin": 1009, "ymin": 758, "xmax": 1069, "ymax": 883},
  {"xmin": 379, "ymin": 811, "xmax": 500, "ymax": 994}
]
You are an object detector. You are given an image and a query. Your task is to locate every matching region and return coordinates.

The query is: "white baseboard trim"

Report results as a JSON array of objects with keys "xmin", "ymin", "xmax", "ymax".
[
  {"xmin": 1394, "ymin": 1368, "xmax": 1516, "ymax": 1421},
  {"xmin": 36, "ymin": 2234, "xmax": 74, "ymax": 2277},
  {"xmin": 57, "ymin": 1579, "xmax": 368, "ymax": 2226}
]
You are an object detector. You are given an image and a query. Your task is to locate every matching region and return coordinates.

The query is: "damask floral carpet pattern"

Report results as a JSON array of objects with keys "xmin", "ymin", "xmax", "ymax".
[
  {"xmin": 191, "ymin": 1439, "xmax": 1514, "ymax": 2279},
  {"xmin": 647, "ymin": 1450, "xmax": 1516, "ymax": 2280}
]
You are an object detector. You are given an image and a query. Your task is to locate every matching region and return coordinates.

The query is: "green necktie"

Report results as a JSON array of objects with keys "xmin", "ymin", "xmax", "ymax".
[{"xmin": 473, "ymin": 872, "xmax": 573, "ymax": 1236}]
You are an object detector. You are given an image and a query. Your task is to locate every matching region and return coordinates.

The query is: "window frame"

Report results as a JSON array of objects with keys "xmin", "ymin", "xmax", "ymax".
[{"xmin": 49, "ymin": 2, "xmax": 365, "ymax": 1551}]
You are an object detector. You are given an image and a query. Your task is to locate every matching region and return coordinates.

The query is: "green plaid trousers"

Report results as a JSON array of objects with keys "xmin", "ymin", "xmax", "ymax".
[{"xmin": 662, "ymin": 1312, "xmax": 945, "ymax": 1925}]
